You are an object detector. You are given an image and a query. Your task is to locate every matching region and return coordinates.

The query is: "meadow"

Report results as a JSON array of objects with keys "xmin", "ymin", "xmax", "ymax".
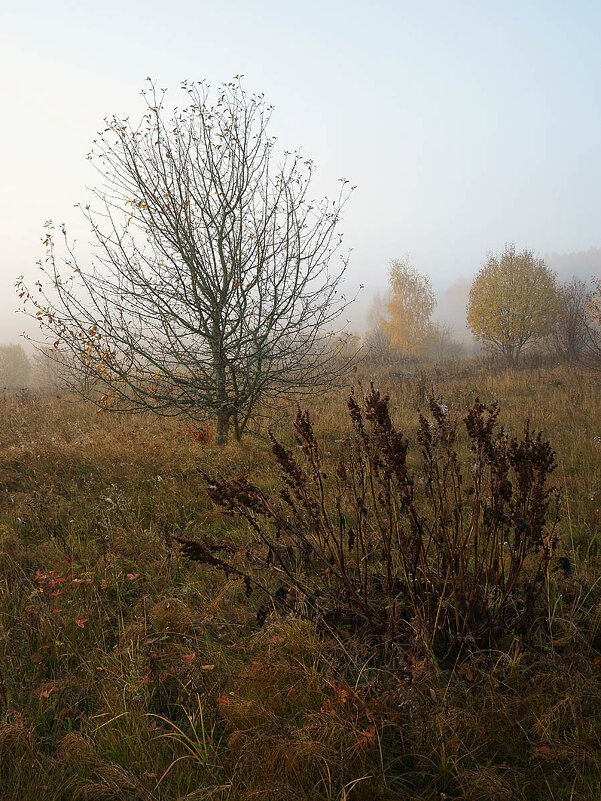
[{"xmin": 0, "ymin": 361, "xmax": 600, "ymax": 800}]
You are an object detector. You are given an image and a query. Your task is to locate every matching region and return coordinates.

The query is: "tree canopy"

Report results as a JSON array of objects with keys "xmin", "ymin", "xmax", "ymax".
[{"xmin": 467, "ymin": 245, "xmax": 557, "ymax": 362}]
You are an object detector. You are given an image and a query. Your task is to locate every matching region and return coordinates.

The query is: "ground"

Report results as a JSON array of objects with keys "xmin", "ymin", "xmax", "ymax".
[{"xmin": 0, "ymin": 363, "xmax": 599, "ymax": 800}]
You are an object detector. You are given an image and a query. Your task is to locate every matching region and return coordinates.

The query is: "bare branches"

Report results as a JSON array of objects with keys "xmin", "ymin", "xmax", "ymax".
[
  {"xmin": 551, "ymin": 278, "xmax": 593, "ymax": 363},
  {"xmin": 19, "ymin": 79, "xmax": 355, "ymax": 443}
]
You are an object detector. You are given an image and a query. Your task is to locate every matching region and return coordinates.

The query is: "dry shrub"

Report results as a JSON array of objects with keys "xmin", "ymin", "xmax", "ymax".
[
  {"xmin": 108, "ymin": 527, "xmax": 165, "ymax": 562},
  {"xmin": 216, "ymin": 696, "xmax": 276, "ymax": 730},
  {"xmin": 533, "ymin": 695, "xmax": 578, "ymax": 741},
  {"xmin": 17, "ymin": 603, "xmax": 42, "ymax": 631},
  {"xmin": 238, "ymin": 783, "xmax": 300, "ymax": 801},
  {"xmin": 228, "ymin": 731, "xmax": 335, "ymax": 801},
  {"xmin": 177, "ymin": 787, "xmax": 232, "ymax": 801},
  {"xmin": 0, "ymin": 526, "xmax": 28, "ymax": 566},
  {"xmin": 180, "ymin": 384, "xmax": 561, "ymax": 663},
  {"xmin": 118, "ymin": 618, "xmax": 149, "ymax": 647},
  {"xmin": 30, "ymin": 538, "xmax": 64, "ymax": 567}
]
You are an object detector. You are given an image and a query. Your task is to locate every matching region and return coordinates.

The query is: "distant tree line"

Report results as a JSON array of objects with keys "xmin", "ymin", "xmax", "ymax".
[{"xmin": 365, "ymin": 243, "xmax": 600, "ymax": 366}]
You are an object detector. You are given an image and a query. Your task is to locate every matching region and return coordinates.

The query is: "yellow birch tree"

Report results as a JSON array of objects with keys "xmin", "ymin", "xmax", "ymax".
[{"xmin": 381, "ymin": 259, "xmax": 436, "ymax": 354}]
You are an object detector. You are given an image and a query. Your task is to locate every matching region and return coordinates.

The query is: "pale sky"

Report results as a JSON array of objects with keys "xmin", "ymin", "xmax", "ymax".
[{"xmin": 2, "ymin": 0, "xmax": 600, "ymax": 342}]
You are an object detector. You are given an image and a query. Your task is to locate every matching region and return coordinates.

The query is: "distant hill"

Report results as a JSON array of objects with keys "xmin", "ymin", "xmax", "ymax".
[{"xmin": 545, "ymin": 248, "xmax": 601, "ymax": 282}]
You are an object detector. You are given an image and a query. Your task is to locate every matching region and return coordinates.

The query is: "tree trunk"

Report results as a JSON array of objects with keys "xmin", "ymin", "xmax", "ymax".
[
  {"xmin": 233, "ymin": 410, "xmax": 242, "ymax": 442},
  {"xmin": 213, "ymin": 344, "xmax": 230, "ymax": 445},
  {"xmin": 503, "ymin": 344, "xmax": 518, "ymax": 365},
  {"xmin": 213, "ymin": 332, "xmax": 232, "ymax": 445},
  {"xmin": 216, "ymin": 409, "xmax": 230, "ymax": 446}
]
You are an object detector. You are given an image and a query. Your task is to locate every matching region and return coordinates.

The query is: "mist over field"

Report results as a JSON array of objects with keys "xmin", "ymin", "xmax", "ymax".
[
  {"xmin": 2, "ymin": 3, "xmax": 601, "ymax": 800},
  {"xmin": 6, "ymin": 244, "xmax": 601, "ymax": 356},
  {"xmin": 3, "ymin": 1, "xmax": 601, "ymax": 346}
]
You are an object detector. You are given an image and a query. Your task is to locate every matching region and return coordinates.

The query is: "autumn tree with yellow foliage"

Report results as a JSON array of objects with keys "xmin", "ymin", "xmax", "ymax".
[
  {"xmin": 467, "ymin": 245, "xmax": 558, "ymax": 363},
  {"xmin": 381, "ymin": 259, "xmax": 436, "ymax": 354}
]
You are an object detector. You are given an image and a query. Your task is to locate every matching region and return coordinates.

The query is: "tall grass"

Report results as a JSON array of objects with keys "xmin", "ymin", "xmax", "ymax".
[{"xmin": 0, "ymin": 364, "xmax": 599, "ymax": 799}]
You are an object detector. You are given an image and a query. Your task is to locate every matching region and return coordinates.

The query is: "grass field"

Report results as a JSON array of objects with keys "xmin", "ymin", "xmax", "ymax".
[{"xmin": 0, "ymin": 362, "xmax": 600, "ymax": 800}]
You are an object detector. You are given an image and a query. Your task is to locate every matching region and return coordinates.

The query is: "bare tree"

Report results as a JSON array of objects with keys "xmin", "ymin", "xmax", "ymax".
[
  {"xmin": 19, "ymin": 79, "xmax": 354, "ymax": 444},
  {"xmin": 0, "ymin": 345, "xmax": 31, "ymax": 389},
  {"xmin": 552, "ymin": 277, "xmax": 592, "ymax": 363},
  {"xmin": 579, "ymin": 278, "xmax": 601, "ymax": 370},
  {"xmin": 363, "ymin": 327, "xmax": 392, "ymax": 364},
  {"xmin": 426, "ymin": 321, "xmax": 464, "ymax": 361},
  {"xmin": 363, "ymin": 291, "xmax": 392, "ymax": 363}
]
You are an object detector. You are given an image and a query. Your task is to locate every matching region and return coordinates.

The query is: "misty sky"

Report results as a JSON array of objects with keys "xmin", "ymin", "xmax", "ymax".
[{"xmin": 2, "ymin": 0, "xmax": 601, "ymax": 342}]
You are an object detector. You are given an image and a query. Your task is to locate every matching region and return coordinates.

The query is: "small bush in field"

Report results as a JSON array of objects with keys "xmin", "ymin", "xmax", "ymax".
[{"xmin": 177, "ymin": 384, "xmax": 560, "ymax": 662}]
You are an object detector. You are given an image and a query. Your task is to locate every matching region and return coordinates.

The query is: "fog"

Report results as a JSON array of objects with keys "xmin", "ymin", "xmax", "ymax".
[{"xmin": 2, "ymin": 0, "xmax": 601, "ymax": 347}]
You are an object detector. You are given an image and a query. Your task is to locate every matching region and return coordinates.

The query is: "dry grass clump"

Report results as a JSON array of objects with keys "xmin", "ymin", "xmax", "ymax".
[
  {"xmin": 148, "ymin": 597, "xmax": 201, "ymax": 635},
  {"xmin": 455, "ymin": 766, "xmax": 516, "ymax": 801},
  {"xmin": 74, "ymin": 763, "xmax": 154, "ymax": 801},
  {"xmin": 58, "ymin": 731, "xmax": 98, "ymax": 765},
  {"xmin": 0, "ymin": 713, "xmax": 33, "ymax": 755}
]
